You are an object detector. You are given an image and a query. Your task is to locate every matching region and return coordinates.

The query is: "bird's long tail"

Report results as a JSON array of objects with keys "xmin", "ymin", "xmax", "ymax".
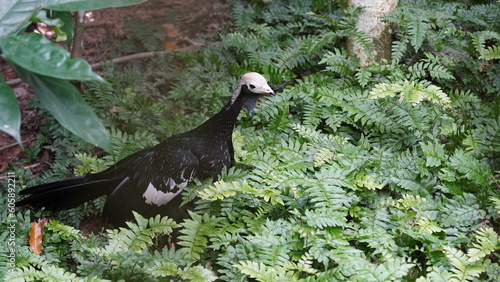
[{"xmin": 17, "ymin": 176, "xmax": 115, "ymax": 211}]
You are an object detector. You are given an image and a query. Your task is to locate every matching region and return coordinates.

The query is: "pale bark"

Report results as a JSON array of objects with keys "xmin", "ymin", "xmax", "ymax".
[{"xmin": 347, "ymin": 0, "xmax": 398, "ymax": 66}]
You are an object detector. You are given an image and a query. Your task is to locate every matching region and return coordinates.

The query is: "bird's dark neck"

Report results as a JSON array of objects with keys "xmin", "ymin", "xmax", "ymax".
[{"xmin": 192, "ymin": 86, "xmax": 260, "ymax": 140}]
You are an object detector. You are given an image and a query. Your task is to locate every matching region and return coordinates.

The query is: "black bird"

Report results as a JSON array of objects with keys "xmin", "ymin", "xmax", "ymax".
[{"xmin": 17, "ymin": 72, "xmax": 275, "ymax": 226}]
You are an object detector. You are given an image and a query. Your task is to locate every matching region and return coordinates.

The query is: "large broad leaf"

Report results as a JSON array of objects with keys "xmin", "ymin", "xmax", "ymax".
[
  {"xmin": 0, "ymin": 0, "xmax": 144, "ymax": 38},
  {"xmin": 0, "ymin": 76, "xmax": 22, "ymax": 145},
  {"xmin": 45, "ymin": 0, "xmax": 146, "ymax": 11},
  {"xmin": 0, "ymin": 0, "xmax": 44, "ymax": 38},
  {"xmin": 10, "ymin": 63, "xmax": 112, "ymax": 152},
  {"xmin": 0, "ymin": 33, "xmax": 104, "ymax": 81}
]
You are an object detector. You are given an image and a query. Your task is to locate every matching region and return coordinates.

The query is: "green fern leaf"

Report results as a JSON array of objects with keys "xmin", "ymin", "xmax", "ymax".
[
  {"xmin": 5, "ymin": 265, "xmax": 85, "ymax": 281},
  {"xmin": 441, "ymin": 194, "xmax": 486, "ymax": 229},
  {"xmin": 491, "ymin": 197, "xmax": 500, "ymax": 216},
  {"xmin": 408, "ymin": 17, "xmax": 428, "ymax": 51},
  {"xmin": 309, "ymin": 169, "xmax": 357, "ymax": 209},
  {"xmin": 468, "ymin": 227, "xmax": 499, "ymax": 262},
  {"xmin": 354, "ymin": 259, "xmax": 414, "ymax": 281},
  {"xmin": 320, "ymin": 49, "xmax": 357, "ymax": 76},
  {"xmin": 447, "ymin": 150, "xmax": 492, "ymax": 187},
  {"xmin": 420, "ymin": 141, "xmax": 446, "ymax": 167},
  {"xmin": 304, "ymin": 208, "xmax": 347, "ymax": 228},
  {"xmin": 417, "ymin": 266, "xmax": 452, "ymax": 281},
  {"xmin": 148, "ymin": 214, "xmax": 178, "ymax": 234},
  {"xmin": 45, "ymin": 220, "xmax": 82, "ymax": 242},
  {"xmin": 179, "ymin": 265, "xmax": 218, "ymax": 282},
  {"xmin": 198, "ymin": 180, "xmax": 244, "ymax": 201},
  {"xmin": 147, "ymin": 261, "xmax": 179, "ymax": 278},
  {"xmin": 234, "ymin": 261, "xmax": 274, "ymax": 281},
  {"xmin": 178, "ymin": 211, "xmax": 219, "ymax": 260},
  {"xmin": 369, "ymin": 80, "xmax": 451, "ymax": 108},
  {"xmin": 416, "ymin": 217, "xmax": 443, "ymax": 234},
  {"xmin": 470, "ymin": 31, "xmax": 500, "ymax": 59},
  {"xmin": 391, "ymin": 38, "xmax": 408, "ymax": 65},
  {"xmin": 355, "ymin": 172, "xmax": 384, "ymax": 190},
  {"xmin": 445, "ymin": 246, "xmax": 487, "ymax": 282},
  {"xmin": 74, "ymin": 153, "xmax": 110, "ymax": 175},
  {"xmin": 355, "ymin": 67, "xmax": 372, "ymax": 87},
  {"xmin": 480, "ymin": 45, "xmax": 500, "ymax": 60}
]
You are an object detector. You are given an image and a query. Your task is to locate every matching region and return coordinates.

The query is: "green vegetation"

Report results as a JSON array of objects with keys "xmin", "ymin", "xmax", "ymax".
[
  {"xmin": 1, "ymin": 0, "xmax": 499, "ymax": 280},
  {"xmin": 0, "ymin": 0, "xmax": 145, "ymax": 151}
]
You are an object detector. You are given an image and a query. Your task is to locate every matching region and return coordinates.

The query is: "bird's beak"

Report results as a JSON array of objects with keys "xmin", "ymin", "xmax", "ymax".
[{"xmin": 263, "ymin": 87, "xmax": 275, "ymax": 97}]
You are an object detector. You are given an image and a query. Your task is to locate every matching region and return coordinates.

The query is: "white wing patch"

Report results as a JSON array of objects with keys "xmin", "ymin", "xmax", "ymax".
[{"xmin": 142, "ymin": 178, "xmax": 186, "ymax": 207}]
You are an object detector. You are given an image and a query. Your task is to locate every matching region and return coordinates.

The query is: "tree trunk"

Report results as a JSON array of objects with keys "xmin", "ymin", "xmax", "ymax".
[
  {"xmin": 347, "ymin": 0, "xmax": 398, "ymax": 66},
  {"xmin": 71, "ymin": 11, "xmax": 86, "ymax": 58}
]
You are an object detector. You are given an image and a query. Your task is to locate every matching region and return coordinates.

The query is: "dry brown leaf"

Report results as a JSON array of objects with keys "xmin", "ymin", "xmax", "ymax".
[
  {"xmin": 164, "ymin": 41, "xmax": 180, "ymax": 50},
  {"xmin": 162, "ymin": 24, "xmax": 182, "ymax": 40},
  {"xmin": 29, "ymin": 218, "xmax": 48, "ymax": 255}
]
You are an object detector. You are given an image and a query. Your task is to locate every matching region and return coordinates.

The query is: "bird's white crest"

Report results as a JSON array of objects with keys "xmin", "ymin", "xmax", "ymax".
[
  {"xmin": 231, "ymin": 72, "xmax": 274, "ymax": 104},
  {"xmin": 142, "ymin": 179, "xmax": 186, "ymax": 206}
]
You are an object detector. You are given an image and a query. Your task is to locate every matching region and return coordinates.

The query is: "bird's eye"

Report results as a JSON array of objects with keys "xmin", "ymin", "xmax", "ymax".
[{"xmin": 248, "ymin": 84, "xmax": 256, "ymax": 89}]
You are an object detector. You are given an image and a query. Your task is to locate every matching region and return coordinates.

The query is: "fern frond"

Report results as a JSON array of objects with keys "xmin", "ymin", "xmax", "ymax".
[
  {"xmin": 145, "ymin": 261, "xmax": 217, "ymax": 281},
  {"xmin": 147, "ymin": 214, "xmax": 178, "ymax": 234},
  {"xmin": 420, "ymin": 141, "xmax": 446, "ymax": 167},
  {"xmin": 447, "ymin": 150, "xmax": 492, "ymax": 187},
  {"xmin": 234, "ymin": 260, "xmax": 300, "ymax": 281},
  {"xmin": 467, "ymin": 227, "xmax": 499, "ymax": 262},
  {"xmin": 417, "ymin": 266, "xmax": 453, "ymax": 281},
  {"xmin": 6, "ymin": 265, "xmax": 85, "ymax": 281},
  {"xmin": 391, "ymin": 38, "xmax": 408, "ymax": 65},
  {"xmin": 470, "ymin": 31, "xmax": 500, "ymax": 59},
  {"xmin": 232, "ymin": 3, "xmax": 257, "ymax": 30},
  {"xmin": 199, "ymin": 180, "xmax": 283, "ymax": 205},
  {"xmin": 353, "ymin": 258, "xmax": 414, "ymax": 281},
  {"xmin": 304, "ymin": 208, "xmax": 347, "ymax": 228},
  {"xmin": 74, "ymin": 153, "xmax": 110, "ymax": 175},
  {"xmin": 440, "ymin": 194, "xmax": 486, "ymax": 229},
  {"xmin": 463, "ymin": 116, "xmax": 500, "ymax": 155},
  {"xmin": 308, "ymin": 167, "xmax": 358, "ymax": 209},
  {"xmin": 178, "ymin": 211, "xmax": 219, "ymax": 260},
  {"xmin": 45, "ymin": 220, "xmax": 82, "ymax": 241},
  {"xmin": 444, "ymin": 246, "xmax": 487, "ymax": 282},
  {"xmin": 491, "ymin": 197, "xmax": 500, "ymax": 216},
  {"xmin": 339, "ymin": 99, "xmax": 406, "ymax": 134},
  {"xmin": 355, "ymin": 67, "xmax": 372, "ymax": 87},
  {"xmin": 480, "ymin": 45, "xmax": 500, "ymax": 60},
  {"xmin": 275, "ymin": 38, "xmax": 310, "ymax": 71},
  {"xmin": 146, "ymin": 261, "xmax": 178, "ymax": 278},
  {"xmin": 408, "ymin": 16, "xmax": 428, "ymax": 52},
  {"xmin": 320, "ymin": 49, "xmax": 357, "ymax": 77},
  {"xmin": 355, "ymin": 172, "xmax": 384, "ymax": 190},
  {"xmin": 408, "ymin": 61, "xmax": 454, "ymax": 81},
  {"xmin": 369, "ymin": 80, "xmax": 451, "ymax": 108},
  {"xmin": 178, "ymin": 265, "xmax": 218, "ymax": 282},
  {"xmin": 234, "ymin": 261, "xmax": 275, "ymax": 281},
  {"xmin": 119, "ymin": 214, "xmax": 154, "ymax": 251},
  {"xmin": 91, "ymin": 212, "xmax": 176, "ymax": 256},
  {"xmin": 198, "ymin": 180, "xmax": 244, "ymax": 201},
  {"xmin": 313, "ymin": 147, "xmax": 335, "ymax": 167},
  {"xmin": 416, "ymin": 217, "xmax": 443, "ymax": 234}
]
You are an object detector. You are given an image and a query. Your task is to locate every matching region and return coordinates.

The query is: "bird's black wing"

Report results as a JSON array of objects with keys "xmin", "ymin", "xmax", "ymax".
[{"xmin": 101, "ymin": 141, "xmax": 200, "ymax": 226}]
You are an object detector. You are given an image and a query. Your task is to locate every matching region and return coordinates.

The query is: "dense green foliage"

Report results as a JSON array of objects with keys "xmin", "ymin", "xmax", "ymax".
[{"xmin": 1, "ymin": 0, "xmax": 499, "ymax": 280}]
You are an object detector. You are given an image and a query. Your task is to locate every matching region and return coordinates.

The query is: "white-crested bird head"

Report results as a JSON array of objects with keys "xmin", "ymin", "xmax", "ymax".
[{"xmin": 230, "ymin": 72, "xmax": 275, "ymax": 105}]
